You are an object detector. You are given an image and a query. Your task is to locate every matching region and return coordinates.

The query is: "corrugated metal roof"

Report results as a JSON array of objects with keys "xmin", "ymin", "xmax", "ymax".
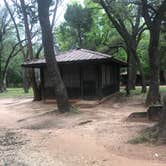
[
  {"xmin": 23, "ymin": 49, "xmax": 126, "ymax": 66},
  {"xmin": 56, "ymin": 49, "xmax": 111, "ymax": 62}
]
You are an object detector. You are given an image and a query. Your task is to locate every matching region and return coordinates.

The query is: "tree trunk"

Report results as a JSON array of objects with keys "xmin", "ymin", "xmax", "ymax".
[
  {"xmin": 37, "ymin": 0, "xmax": 71, "ymax": 112},
  {"xmin": 31, "ymin": 69, "xmax": 41, "ymax": 101},
  {"xmin": 146, "ymin": 28, "xmax": 161, "ymax": 105},
  {"xmin": 157, "ymin": 95, "xmax": 166, "ymax": 144},
  {"xmin": 0, "ymin": 80, "xmax": 5, "ymax": 93},
  {"xmin": 163, "ymin": 70, "xmax": 166, "ymax": 84},
  {"xmin": 22, "ymin": 68, "xmax": 30, "ymax": 93},
  {"xmin": 139, "ymin": 65, "xmax": 147, "ymax": 93},
  {"xmin": 133, "ymin": 50, "xmax": 147, "ymax": 93},
  {"xmin": 126, "ymin": 48, "xmax": 137, "ymax": 95},
  {"xmin": 20, "ymin": 0, "xmax": 41, "ymax": 100}
]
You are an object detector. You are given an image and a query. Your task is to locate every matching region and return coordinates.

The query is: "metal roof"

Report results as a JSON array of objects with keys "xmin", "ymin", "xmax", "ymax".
[{"xmin": 23, "ymin": 48, "xmax": 127, "ymax": 67}]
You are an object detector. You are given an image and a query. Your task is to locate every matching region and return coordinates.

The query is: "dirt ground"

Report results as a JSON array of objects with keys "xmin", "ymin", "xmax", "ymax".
[{"xmin": 0, "ymin": 95, "xmax": 166, "ymax": 166}]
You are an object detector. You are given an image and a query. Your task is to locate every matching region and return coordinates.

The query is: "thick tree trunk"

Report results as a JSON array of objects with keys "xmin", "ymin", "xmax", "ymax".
[
  {"xmin": 157, "ymin": 95, "xmax": 166, "ymax": 144},
  {"xmin": 31, "ymin": 69, "xmax": 41, "ymax": 101},
  {"xmin": 133, "ymin": 51, "xmax": 147, "ymax": 93},
  {"xmin": 2, "ymin": 72, "xmax": 7, "ymax": 91},
  {"xmin": 37, "ymin": 0, "xmax": 71, "ymax": 112},
  {"xmin": 0, "ymin": 80, "xmax": 5, "ymax": 93},
  {"xmin": 22, "ymin": 68, "xmax": 30, "ymax": 93},
  {"xmin": 146, "ymin": 28, "xmax": 161, "ymax": 105},
  {"xmin": 126, "ymin": 44, "xmax": 147, "ymax": 94},
  {"xmin": 163, "ymin": 70, "xmax": 166, "ymax": 84},
  {"xmin": 126, "ymin": 48, "xmax": 137, "ymax": 95}
]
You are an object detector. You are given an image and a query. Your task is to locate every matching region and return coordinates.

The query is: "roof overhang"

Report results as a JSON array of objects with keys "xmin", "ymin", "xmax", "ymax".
[{"xmin": 22, "ymin": 58, "xmax": 127, "ymax": 68}]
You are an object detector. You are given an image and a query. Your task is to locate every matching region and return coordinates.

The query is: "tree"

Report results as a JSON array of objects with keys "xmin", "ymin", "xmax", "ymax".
[
  {"xmin": 37, "ymin": 0, "xmax": 71, "ymax": 112},
  {"xmin": 20, "ymin": 0, "xmax": 41, "ymax": 100},
  {"xmin": 4, "ymin": 0, "xmax": 30, "ymax": 93},
  {"xmin": 35, "ymin": 0, "xmax": 63, "ymax": 58},
  {"xmin": 94, "ymin": 0, "xmax": 147, "ymax": 94},
  {"xmin": 64, "ymin": 3, "xmax": 93, "ymax": 47},
  {"xmin": 141, "ymin": 0, "xmax": 166, "ymax": 105},
  {"xmin": 56, "ymin": 2, "xmax": 124, "ymax": 54},
  {"xmin": 0, "ymin": 7, "xmax": 11, "ymax": 92},
  {"xmin": 157, "ymin": 95, "xmax": 166, "ymax": 144}
]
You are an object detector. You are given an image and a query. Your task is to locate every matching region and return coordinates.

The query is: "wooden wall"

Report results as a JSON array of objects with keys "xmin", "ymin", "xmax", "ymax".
[
  {"xmin": 101, "ymin": 62, "xmax": 120, "ymax": 96},
  {"xmin": 40, "ymin": 61, "xmax": 120, "ymax": 99}
]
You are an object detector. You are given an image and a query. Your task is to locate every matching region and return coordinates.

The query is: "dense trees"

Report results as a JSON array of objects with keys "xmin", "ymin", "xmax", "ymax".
[
  {"xmin": 0, "ymin": 0, "xmax": 165, "ymax": 106},
  {"xmin": 94, "ymin": 0, "xmax": 148, "ymax": 94},
  {"xmin": 0, "ymin": 7, "xmax": 24, "ymax": 92}
]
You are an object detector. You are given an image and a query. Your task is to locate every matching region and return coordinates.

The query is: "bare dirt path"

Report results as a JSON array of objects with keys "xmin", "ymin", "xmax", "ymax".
[{"xmin": 0, "ymin": 96, "xmax": 166, "ymax": 166}]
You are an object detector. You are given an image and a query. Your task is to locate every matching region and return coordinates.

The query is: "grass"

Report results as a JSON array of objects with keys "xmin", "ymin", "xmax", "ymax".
[
  {"xmin": 128, "ymin": 126, "xmax": 159, "ymax": 144},
  {"xmin": 0, "ymin": 88, "xmax": 33, "ymax": 98},
  {"xmin": 160, "ymin": 86, "xmax": 166, "ymax": 92}
]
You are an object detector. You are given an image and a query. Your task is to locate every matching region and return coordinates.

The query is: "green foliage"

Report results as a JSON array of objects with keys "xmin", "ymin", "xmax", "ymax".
[
  {"xmin": 64, "ymin": 3, "xmax": 92, "ymax": 33},
  {"xmin": 7, "ymin": 54, "xmax": 24, "ymax": 87},
  {"xmin": 63, "ymin": 3, "xmax": 93, "ymax": 47},
  {"xmin": 137, "ymin": 31, "xmax": 150, "ymax": 78},
  {"xmin": 55, "ymin": 0, "xmax": 126, "ymax": 62},
  {"xmin": 0, "ymin": 0, "xmax": 165, "ymax": 90}
]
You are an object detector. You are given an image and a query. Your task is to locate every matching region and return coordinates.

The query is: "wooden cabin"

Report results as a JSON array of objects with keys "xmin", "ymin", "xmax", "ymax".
[{"xmin": 23, "ymin": 49, "xmax": 126, "ymax": 100}]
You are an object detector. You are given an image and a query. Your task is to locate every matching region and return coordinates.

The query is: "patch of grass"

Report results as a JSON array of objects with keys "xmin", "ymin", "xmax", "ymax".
[
  {"xmin": 120, "ymin": 86, "xmax": 145, "ymax": 96},
  {"xmin": 70, "ymin": 106, "xmax": 80, "ymax": 114},
  {"xmin": 128, "ymin": 126, "xmax": 159, "ymax": 144},
  {"xmin": 0, "ymin": 88, "xmax": 33, "ymax": 98},
  {"xmin": 161, "ymin": 86, "xmax": 166, "ymax": 92}
]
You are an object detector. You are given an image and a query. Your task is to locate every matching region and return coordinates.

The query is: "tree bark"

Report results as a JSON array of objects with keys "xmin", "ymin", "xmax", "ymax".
[
  {"xmin": 126, "ymin": 49, "xmax": 137, "ymax": 95},
  {"xmin": 157, "ymin": 95, "xmax": 166, "ymax": 144},
  {"xmin": 37, "ymin": 0, "xmax": 71, "ymax": 112},
  {"xmin": 22, "ymin": 68, "xmax": 30, "ymax": 93},
  {"xmin": 130, "ymin": 43, "xmax": 147, "ymax": 93},
  {"xmin": 163, "ymin": 70, "xmax": 166, "ymax": 83},
  {"xmin": 146, "ymin": 27, "xmax": 161, "ymax": 105}
]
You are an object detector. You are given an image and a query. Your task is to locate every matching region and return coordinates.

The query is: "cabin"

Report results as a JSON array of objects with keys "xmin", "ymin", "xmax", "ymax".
[{"xmin": 22, "ymin": 49, "xmax": 126, "ymax": 100}]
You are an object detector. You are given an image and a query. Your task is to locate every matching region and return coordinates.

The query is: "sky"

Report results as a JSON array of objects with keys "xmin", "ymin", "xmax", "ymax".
[{"xmin": 0, "ymin": 0, "xmax": 84, "ymax": 26}]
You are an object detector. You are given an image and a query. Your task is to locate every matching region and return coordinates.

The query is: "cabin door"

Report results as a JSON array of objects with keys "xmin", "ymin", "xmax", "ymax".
[{"xmin": 82, "ymin": 66, "xmax": 96, "ymax": 97}]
